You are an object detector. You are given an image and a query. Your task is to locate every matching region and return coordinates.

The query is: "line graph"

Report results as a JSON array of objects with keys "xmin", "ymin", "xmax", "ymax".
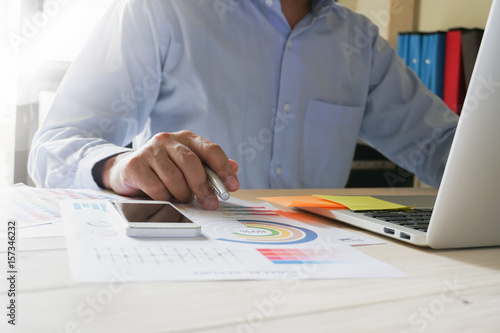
[{"xmin": 94, "ymin": 245, "xmax": 248, "ymax": 267}]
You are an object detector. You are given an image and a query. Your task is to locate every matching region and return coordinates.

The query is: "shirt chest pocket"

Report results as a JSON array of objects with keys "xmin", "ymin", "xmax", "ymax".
[
  {"xmin": 301, "ymin": 99, "xmax": 365, "ymax": 188},
  {"xmin": 305, "ymin": 99, "xmax": 364, "ymax": 125}
]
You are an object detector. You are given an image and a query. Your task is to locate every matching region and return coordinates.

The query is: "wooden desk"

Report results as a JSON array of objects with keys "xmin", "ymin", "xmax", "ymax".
[{"xmin": 2, "ymin": 188, "xmax": 499, "ymax": 332}]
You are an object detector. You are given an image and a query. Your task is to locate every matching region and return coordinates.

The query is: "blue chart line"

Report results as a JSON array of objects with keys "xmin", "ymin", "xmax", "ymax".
[{"xmin": 73, "ymin": 202, "xmax": 107, "ymax": 212}]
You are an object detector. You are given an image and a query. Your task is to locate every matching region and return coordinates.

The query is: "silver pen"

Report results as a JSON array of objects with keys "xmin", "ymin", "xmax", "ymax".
[{"xmin": 203, "ymin": 164, "xmax": 230, "ymax": 201}]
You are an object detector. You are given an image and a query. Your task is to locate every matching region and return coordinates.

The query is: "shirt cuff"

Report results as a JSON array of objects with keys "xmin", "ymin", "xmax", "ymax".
[{"xmin": 75, "ymin": 144, "xmax": 133, "ymax": 190}]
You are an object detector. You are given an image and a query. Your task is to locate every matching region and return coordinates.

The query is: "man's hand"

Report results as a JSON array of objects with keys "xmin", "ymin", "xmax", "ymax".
[{"xmin": 99, "ymin": 131, "xmax": 239, "ymax": 210}]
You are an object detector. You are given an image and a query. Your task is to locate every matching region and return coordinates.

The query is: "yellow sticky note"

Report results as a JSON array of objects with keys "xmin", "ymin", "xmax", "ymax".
[
  {"xmin": 314, "ymin": 195, "xmax": 410, "ymax": 211},
  {"xmin": 259, "ymin": 196, "xmax": 347, "ymax": 209}
]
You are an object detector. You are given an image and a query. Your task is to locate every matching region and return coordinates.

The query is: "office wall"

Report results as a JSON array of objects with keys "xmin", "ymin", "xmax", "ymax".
[
  {"xmin": 337, "ymin": 0, "xmax": 416, "ymax": 47},
  {"xmin": 417, "ymin": 0, "xmax": 493, "ymax": 31},
  {"xmin": 340, "ymin": 0, "xmax": 494, "ymax": 33}
]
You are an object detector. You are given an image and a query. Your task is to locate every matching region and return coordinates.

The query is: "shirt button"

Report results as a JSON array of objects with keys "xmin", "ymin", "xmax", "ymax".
[
  {"xmin": 266, "ymin": 0, "xmax": 273, "ymax": 6},
  {"xmin": 283, "ymin": 102, "xmax": 291, "ymax": 112},
  {"xmin": 287, "ymin": 40, "xmax": 292, "ymax": 49},
  {"xmin": 275, "ymin": 166, "xmax": 282, "ymax": 176}
]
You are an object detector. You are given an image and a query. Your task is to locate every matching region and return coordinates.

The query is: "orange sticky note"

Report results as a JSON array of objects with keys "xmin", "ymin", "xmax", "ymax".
[{"xmin": 259, "ymin": 196, "xmax": 347, "ymax": 209}]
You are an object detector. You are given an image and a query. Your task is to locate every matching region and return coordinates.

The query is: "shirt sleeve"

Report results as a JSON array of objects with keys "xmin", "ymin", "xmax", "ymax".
[
  {"xmin": 28, "ymin": 0, "xmax": 168, "ymax": 189},
  {"xmin": 359, "ymin": 20, "xmax": 459, "ymax": 187}
]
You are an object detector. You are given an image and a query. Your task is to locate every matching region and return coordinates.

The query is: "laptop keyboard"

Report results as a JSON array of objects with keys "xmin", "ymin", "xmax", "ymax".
[{"xmin": 361, "ymin": 209, "xmax": 433, "ymax": 232}]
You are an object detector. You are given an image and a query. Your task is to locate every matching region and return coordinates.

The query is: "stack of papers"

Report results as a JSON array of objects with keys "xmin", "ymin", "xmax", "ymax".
[
  {"xmin": 0, "ymin": 184, "xmax": 126, "ymax": 238},
  {"xmin": 1, "ymin": 186, "xmax": 408, "ymax": 281},
  {"xmin": 60, "ymin": 197, "xmax": 406, "ymax": 282}
]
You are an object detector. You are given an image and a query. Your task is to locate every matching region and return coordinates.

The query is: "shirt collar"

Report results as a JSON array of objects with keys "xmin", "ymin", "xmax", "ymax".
[
  {"xmin": 311, "ymin": 0, "xmax": 349, "ymax": 21},
  {"xmin": 330, "ymin": 1, "xmax": 349, "ymax": 21},
  {"xmin": 256, "ymin": 0, "xmax": 348, "ymax": 22}
]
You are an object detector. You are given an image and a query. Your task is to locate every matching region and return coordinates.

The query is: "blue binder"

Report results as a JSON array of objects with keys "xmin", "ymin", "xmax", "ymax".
[
  {"xmin": 420, "ymin": 32, "xmax": 446, "ymax": 98},
  {"xmin": 397, "ymin": 33, "xmax": 410, "ymax": 64},
  {"xmin": 408, "ymin": 33, "xmax": 422, "ymax": 75}
]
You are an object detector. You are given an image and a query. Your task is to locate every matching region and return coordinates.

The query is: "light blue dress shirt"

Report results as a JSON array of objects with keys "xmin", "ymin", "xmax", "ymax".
[{"xmin": 29, "ymin": 0, "xmax": 459, "ymax": 190}]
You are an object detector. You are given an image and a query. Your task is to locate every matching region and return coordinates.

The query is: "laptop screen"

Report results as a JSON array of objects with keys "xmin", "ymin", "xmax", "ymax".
[{"xmin": 427, "ymin": 0, "xmax": 500, "ymax": 248}]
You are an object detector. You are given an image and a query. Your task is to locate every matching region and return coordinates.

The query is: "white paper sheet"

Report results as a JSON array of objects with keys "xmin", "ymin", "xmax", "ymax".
[
  {"xmin": 177, "ymin": 197, "xmax": 383, "ymax": 246},
  {"xmin": 0, "ymin": 184, "xmax": 126, "ymax": 238},
  {"xmin": 61, "ymin": 199, "xmax": 406, "ymax": 282}
]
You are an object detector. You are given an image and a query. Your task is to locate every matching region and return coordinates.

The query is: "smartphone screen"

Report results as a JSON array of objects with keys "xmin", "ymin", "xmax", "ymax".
[{"xmin": 112, "ymin": 202, "xmax": 193, "ymax": 224}]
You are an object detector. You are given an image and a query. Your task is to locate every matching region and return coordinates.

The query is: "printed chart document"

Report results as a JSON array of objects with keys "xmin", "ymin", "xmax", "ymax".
[
  {"xmin": 0, "ymin": 185, "xmax": 126, "ymax": 238},
  {"xmin": 178, "ymin": 198, "xmax": 383, "ymax": 246},
  {"xmin": 61, "ymin": 198, "xmax": 406, "ymax": 282}
]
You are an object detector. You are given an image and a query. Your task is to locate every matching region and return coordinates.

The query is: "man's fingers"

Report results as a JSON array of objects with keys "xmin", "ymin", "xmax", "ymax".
[
  {"xmin": 225, "ymin": 159, "xmax": 240, "ymax": 191},
  {"xmin": 175, "ymin": 131, "xmax": 240, "ymax": 192},
  {"xmin": 229, "ymin": 159, "xmax": 239, "ymax": 173},
  {"xmin": 161, "ymin": 136, "xmax": 219, "ymax": 210},
  {"xmin": 146, "ymin": 141, "xmax": 194, "ymax": 203},
  {"xmin": 106, "ymin": 131, "xmax": 237, "ymax": 210},
  {"xmin": 124, "ymin": 161, "xmax": 172, "ymax": 201}
]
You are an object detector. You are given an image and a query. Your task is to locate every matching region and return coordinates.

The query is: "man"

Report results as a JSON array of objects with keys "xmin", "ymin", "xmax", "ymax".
[{"xmin": 28, "ymin": 0, "xmax": 458, "ymax": 210}]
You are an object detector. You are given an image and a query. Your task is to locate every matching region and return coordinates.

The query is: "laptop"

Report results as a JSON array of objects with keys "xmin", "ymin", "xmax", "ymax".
[{"xmin": 301, "ymin": 0, "xmax": 500, "ymax": 249}]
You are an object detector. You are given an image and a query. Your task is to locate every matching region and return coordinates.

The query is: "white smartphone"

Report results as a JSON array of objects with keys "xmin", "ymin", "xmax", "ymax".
[{"xmin": 110, "ymin": 200, "xmax": 201, "ymax": 238}]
